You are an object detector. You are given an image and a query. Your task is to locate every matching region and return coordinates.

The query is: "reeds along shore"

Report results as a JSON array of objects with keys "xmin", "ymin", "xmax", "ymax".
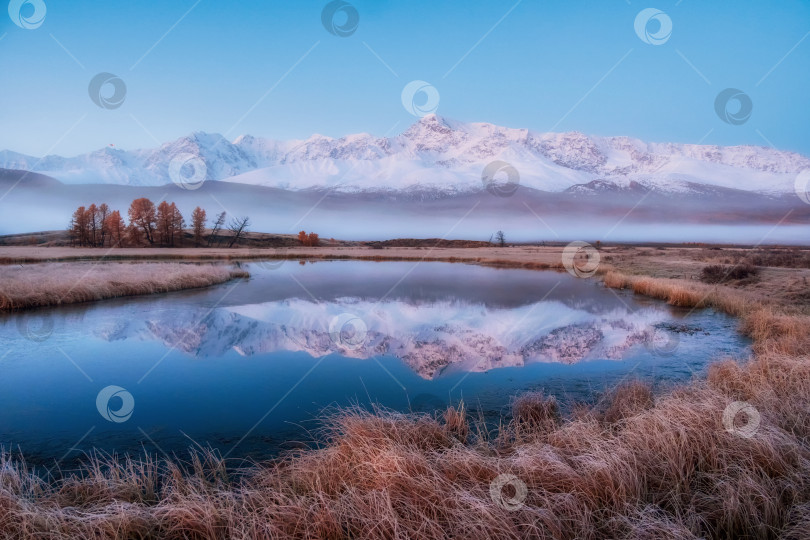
[
  {"xmin": 0, "ymin": 263, "xmax": 249, "ymax": 311},
  {"xmin": 1, "ymin": 270, "xmax": 809, "ymax": 538}
]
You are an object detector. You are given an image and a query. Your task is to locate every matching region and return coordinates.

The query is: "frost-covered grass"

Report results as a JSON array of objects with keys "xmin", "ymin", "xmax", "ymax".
[
  {"xmin": 0, "ymin": 346, "xmax": 808, "ymax": 538},
  {"xmin": 0, "ymin": 249, "xmax": 809, "ymax": 538},
  {"xmin": 0, "ymin": 262, "xmax": 249, "ymax": 311}
]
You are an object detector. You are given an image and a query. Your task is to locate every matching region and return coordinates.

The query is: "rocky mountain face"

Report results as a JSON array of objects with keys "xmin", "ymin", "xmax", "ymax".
[{"xmin": 3, "ymin": 115, "xmax": 807, "ymax": 195}]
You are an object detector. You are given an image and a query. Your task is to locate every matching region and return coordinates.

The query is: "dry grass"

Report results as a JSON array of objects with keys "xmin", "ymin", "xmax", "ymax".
[
  {"xmin": 599, "ymin": 380, "xmax": 655, "ymax": 424},
  {"xmin": 0, "ymin": 262, "xmax": 248, "ymax": 311},
  {"xmin": 600, "ymin": 270, "xmax": 757, "ymax": 317},
  {"xmin": 1, "ymin": 348, "xmax": 809, "ymax": 538},
  {"xmin": 509, "ymin": 392, "xmax": 561, "ymax": 436},
  {"xmin": 693, "ymin": 247, "xmax": 810, "ymax": 270},
  {"xmin": 701, "ymin": 263, "xmax": 760, "ymax": 284},
  {"xmin": 1, "ymin": 247, "xmax": 809, "ymax": 538},
  {"xmin": 0, "ymin": 245, "xmax": 567, "ymax": 268}
]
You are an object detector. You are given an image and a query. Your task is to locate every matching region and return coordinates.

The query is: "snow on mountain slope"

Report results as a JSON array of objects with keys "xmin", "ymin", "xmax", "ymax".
[{"xmin": 2, "ymin": 115, "xmax": 807, "ymax": 194}]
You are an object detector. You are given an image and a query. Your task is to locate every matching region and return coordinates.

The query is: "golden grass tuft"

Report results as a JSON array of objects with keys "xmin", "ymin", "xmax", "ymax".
[
  {"xmin": 601, "ymin": 270, "xmax": 757, "ymax": 316},
  {"xmin": 600, "ymin": 380, "xmax": 655, "ymax": 423},
  {"xmin": 510, "ymin": 391, "xmax": 561, "ymax": 436}
]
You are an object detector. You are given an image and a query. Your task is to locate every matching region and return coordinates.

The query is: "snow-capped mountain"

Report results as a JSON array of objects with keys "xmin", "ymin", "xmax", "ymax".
[{"xmin": 2, "ymin": 115, "xmax": 807, "ymax": 195}]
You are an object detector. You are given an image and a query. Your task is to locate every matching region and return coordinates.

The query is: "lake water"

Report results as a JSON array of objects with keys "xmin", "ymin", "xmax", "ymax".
[{"xmin": 0, "ymin": 260, "xmax": 750, "ymax": 467}]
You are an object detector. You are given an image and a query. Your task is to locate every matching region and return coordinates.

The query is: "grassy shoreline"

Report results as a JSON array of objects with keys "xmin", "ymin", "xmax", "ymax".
[
  {"xmin": 0, "ymin": 245, "xmax": 565, "ymax": 268},
  {"xmin": 0, "ymin": 246, "xmax": 808, "ymax": 538},
  {"xmin": 0, "ymin": 262, "xmax": 249, "ymax": 311}
]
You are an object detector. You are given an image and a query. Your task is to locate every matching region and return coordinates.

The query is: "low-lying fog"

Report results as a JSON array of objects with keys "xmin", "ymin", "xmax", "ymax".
[{"xmin": 2, "ymin": 180, "xmax": 808, "ymax": 244}]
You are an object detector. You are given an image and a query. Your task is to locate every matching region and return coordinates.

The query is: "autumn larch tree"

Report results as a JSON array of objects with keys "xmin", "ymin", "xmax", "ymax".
[
  {"xmin": 191, "ymin": 207, "xmax": 207, "ymax": 247},
  {"xmin": 69, "ymin": 206, "xmax": 89, "ymax": 246},
  {"xmin": 169, "ymin": 203, "xmax": 184, "ymax": 247},
  {"xmin": 155, "ymin": 201, "xmax": 171, "ymax": 246},
  {"xmin": 68, "ymin": 203, "xmax": 117, "ymax": 247},
  {"xmin": 307, "ymin": 232, "xmax": 319, "ymax": 247},
  {"xmin": 298, "ymin": 230, "xmax": 308, "ymax": 246},
  {"xmin": 128, "ymin": 198, "xmax": 156, "ymax": 245},
  {"xmin": 103, "ymin": 210, "xmax": 127, "ymax": 247},
  {"xmin": 155, "ymin": 201, "xmax": 185, "ymax": 247},
  {"xmin": 97, "ymin": 203, "xmax": 110, "ymax": 247},
  {"xmin": 86, "ymin": 204, "xmax": 99, "ymax": 246},
  {"xmin": 125, "ymin": 223, "xmax": 142, "ymax": 246}
]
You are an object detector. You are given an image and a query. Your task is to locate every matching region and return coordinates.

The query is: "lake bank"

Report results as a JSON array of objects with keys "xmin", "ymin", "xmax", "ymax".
[
  {"xmin": 2, "ymin": 244, "xmax": 808, "ymax": 313},
  {"xmin": 0, "ymin": 262, "xmax": 249, "ymax": 311}
]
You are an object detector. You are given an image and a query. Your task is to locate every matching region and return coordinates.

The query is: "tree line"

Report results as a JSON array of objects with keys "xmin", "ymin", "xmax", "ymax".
[
  {"xmin": 68, "ymin": 198, "xmax": 251, "ymax": 248},
  {"xmin": 298, "ymin": 230, "xmax": 320, "ymax": 247}
]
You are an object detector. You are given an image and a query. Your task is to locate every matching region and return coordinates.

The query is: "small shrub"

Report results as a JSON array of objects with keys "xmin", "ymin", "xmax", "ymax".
[{"xmin": 701, "ymin": 263, "xmax": 759, "ymax": 283}]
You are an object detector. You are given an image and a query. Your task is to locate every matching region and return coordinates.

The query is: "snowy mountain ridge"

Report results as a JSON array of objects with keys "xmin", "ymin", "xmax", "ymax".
[{"xmin": 2, "ymin": 115, "xmax": 807, "ymax": 195}]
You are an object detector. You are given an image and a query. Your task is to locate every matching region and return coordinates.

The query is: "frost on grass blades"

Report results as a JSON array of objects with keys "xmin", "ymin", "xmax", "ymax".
[{"xmin": 1, "ymin": 1, "xmax": 809, "ymax": 538}]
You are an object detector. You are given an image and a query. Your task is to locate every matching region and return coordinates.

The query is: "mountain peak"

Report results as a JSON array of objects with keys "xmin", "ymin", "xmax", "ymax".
[
  {"xmin": 233, "ymin": 134, "xmax": 255, "ymax": 145},
  {"xmin": 403, "ymin": 114, "xmax": 457, "ymax": 137},
  {"xmin": 186, "ymin": 131, "xmax": 228, "ymax": 146},
  {"xmin": 414, "ymin": 113, "xmax": 455, "ymax": 130},
  {"xmin": 418, "ymin": 113, "xmax": 446, "ymax": 123}
]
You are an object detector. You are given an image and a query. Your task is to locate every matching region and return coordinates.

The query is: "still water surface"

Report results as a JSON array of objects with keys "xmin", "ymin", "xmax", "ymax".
[{"xmin": 0, "ymin": 261, "xmax": 749, "ymax": 465}]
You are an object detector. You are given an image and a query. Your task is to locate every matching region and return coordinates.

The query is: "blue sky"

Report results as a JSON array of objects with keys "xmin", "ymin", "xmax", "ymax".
[{"xmin": 1, "ymin": 0, "xmax": 809, "ymax": 156}]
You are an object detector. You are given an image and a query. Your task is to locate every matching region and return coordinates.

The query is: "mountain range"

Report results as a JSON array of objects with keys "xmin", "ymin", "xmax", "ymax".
[
  {"xmin": 2, "ymin": 114, "xmax": 808, "ymax": 195},
  {"xmin": 1, "ymin": 115, "xmax": 808, "ymax": 241}
]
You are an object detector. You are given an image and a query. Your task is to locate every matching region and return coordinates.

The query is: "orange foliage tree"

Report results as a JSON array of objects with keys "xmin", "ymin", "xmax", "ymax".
[
  {"xmin": 191, "ymin": 207, "xmax": 207, "ymax": 247},
  {"xmin": 65, "ymin": 198, "xmax": 212, "ymax": 249},
  {"xmin": 70, "ymin": 206, "xmax": 89, "ymax": 246},
  {"xmin": 128, "ymin": 198, "xmax": 157, "ymax": 245},
  {"xmin": 69, "ymin": 203, "xmax": 111, "ymax": 247},
  {"xmin": 97, "ymin": 203, "xmax": 110, "ymax": 246},
  {"xmin": 103, "ymin": 210, "xmax": 127, "ymax": 247},
  {"xmin": 155, "ymin": 201, "xmax": 185, "ymax": 247},
  {"xmin": 298, "ymin": 231, "xmax": 319, "ymax": 247}
]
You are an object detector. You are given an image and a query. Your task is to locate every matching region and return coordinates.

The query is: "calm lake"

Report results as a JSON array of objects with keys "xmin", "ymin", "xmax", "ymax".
[{"xmin": 0, "ymin": 260, "xmax": 750, "ymax": 466}]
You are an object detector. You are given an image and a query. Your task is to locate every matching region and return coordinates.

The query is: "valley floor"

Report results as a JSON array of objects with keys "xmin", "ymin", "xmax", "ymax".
[
  {"xmin": 0, "ymin": 244, "xmax": 809, "ymax": 538},
  {"xmin": 2, "ymin": 244, "xmax": 809, "ymax": 313}
]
